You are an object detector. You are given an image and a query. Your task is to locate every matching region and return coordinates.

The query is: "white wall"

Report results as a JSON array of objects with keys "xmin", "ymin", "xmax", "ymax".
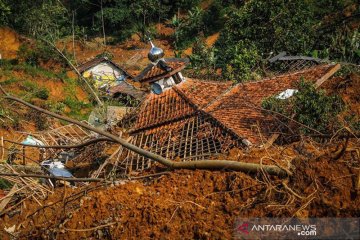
[{"xmin": 84, "ymin": 62, "xmax": 123, "ymax": 80}]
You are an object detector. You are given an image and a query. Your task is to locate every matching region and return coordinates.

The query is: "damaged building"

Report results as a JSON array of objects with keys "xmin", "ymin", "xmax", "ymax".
[
  {"xmin": 117, "ymin": 43, "xmax": 341, "ymax": 173},
  {"xmin": 78, "ymin": 56, "xmax": 133, "ymax": 89}
]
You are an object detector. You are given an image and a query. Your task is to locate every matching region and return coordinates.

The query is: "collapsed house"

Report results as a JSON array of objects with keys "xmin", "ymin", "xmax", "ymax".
[{"xmin": 116, "ymin": 43, "xmax": 340, "ymax": 173}]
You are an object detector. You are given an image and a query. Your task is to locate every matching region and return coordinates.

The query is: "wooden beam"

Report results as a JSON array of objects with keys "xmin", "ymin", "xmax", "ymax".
[
  {"xmin": 262, "ymin": 134, "xmax": 280, "ymax": 149},
  {"xmin": 315, "ymin": 64, "xmax": 341, "ymax": 88}
]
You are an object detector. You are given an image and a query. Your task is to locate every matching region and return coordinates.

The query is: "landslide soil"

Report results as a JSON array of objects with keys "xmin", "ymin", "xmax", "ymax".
[{"xmin": 0, "ymin": 140, "xmax": 359, "ymax": 239}]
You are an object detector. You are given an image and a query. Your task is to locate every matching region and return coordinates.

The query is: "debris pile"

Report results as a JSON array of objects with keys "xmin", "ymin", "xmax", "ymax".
[
  {"xmin": 0, "ymin": 139, "xmax": 359, "ymax": 239},
  {"xmin": 0, "ymin": 40, "xmax": 359, "ymax": 239}
]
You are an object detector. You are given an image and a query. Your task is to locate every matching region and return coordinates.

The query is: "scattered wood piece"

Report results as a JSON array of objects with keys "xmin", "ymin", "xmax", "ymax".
[
  {"xmin": 0, "ymin": 173, "xmax": 104, "ymax": 182},
  {"xmin": 0, "ymin": 184, "xmax": 18, "ymax": 213},
  {"xmin": 331, "ymin": 135, "xmax": 349, "ymax": 161},
  {"xmin": 262, "ymin": 134, "xmax": 280, "ymax": 149},
  {"xmin": 64, "ymin": 222, "xmax": 116, "ymax": 232},
  {"xmin": 315, "ymin": 63, "xmax": 341, "ymax": 88}
]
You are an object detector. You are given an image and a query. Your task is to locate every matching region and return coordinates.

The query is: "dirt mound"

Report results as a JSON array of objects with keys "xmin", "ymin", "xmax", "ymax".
[
  {"xmin": 1, "ymin": 141, "xmax": 358, "ymax": 239},
  {"xmin": 0, "ymin": 27, "xmax": 21, "ymax": 59}
]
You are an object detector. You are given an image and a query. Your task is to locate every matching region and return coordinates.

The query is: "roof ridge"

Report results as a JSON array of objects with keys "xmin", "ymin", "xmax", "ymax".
[
  {"xmin": 172, "ymin": 85, "xmax": 201, "ymax": 111},
  {"xmin": 202, "ymin": 83, "xmax": 237, "ymax": 110},
  {"xmin": 173, "ymin": 81, "xmax": 247, "ymax": 144},
  {"xmin": 240, "ymin": 63, "xmax": 334, "ymax": 84},
  {"xmin": 186, "ymin": 77, "xmax": 233, "ymax": 84}
]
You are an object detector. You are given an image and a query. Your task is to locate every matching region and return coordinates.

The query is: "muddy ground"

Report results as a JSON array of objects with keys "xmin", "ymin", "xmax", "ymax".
[{"xmin": 0, "ymin": 139, "xmax": 359, "ymax": 239}]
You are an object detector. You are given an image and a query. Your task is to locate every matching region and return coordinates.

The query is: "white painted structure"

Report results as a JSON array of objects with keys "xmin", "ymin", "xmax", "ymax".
[
  {"xmin": 151, "ymin": 72, "xmax": 185, "ymax": 94},
  {"xmin": 83, "ymin": 62, "xmax": 126, "ymax": 89}
]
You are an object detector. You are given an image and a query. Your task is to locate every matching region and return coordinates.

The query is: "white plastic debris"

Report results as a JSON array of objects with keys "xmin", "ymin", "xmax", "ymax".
[
  {"xmin": 21, "ymin": 135, "xmax": 44, "ymax": 146},
  {"xmin": 276, "ymin": 89, "xmax": 298, "ymax": 100}
]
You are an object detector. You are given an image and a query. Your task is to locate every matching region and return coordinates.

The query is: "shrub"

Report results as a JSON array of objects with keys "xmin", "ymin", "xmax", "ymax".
[
  {"xmin": 219, "ymin": 41, "xmax": 261, "ymax": 82},
  {"xmin": 35, "ymin": 87, "xmax": 49, "ymax": 100},
  {"xmin": 25, "ymin": 109, "xmax": 48, "ymax": 131},
  {"xmin": 262, "ymin": 79, "xmax": 344, "ymax": 134},
  {"xmin": 22, "ymin": 81, "xmax": 37, "ymax": 92},
  {"xmin": 0, "ymin": 179, "xmax": 12, "ymax": 190}
]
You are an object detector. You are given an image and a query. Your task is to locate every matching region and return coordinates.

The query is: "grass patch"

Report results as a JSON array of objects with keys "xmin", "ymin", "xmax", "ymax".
[
  {"xmin": 1, "ymin": 77, "xmax": 21, "ymax": 85},
  {"xmin": 63, "ymin": 97, "xmax": 92, "ymax": 120}
]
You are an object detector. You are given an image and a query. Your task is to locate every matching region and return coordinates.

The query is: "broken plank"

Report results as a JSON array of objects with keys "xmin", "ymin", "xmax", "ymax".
[
  {"xmin": 315, "ymin": 64, "xmax": 341, "ymax": 88},
  {"xmin": 0, "ymin": 184, "xmax": 18, "ymax": 213}
]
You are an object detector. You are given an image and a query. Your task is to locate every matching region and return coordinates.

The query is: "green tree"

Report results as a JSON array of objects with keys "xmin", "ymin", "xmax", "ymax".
[
  {"xmin": 216, "ymin": 0, "xmax": 359, "ymax": 81},
  {"xmin": 6, "ymin": 0, "xmax": 69, "ymax": 38},
  {"xmin": 0, "ymin": 0, "xmax": 10, "ymax": 25},
  {"xmin": 262, "ymin": 79, "xmax": 344, "ymax": 134}
]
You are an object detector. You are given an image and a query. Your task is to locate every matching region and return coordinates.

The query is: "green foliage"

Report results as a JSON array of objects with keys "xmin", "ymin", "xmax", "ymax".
[
  {"xmin": 1, "ymin": 77, "xmax": 20, "ymax": 85},
  {"xmin": 216, "ymin": 0, "xmax": 359, "ymax": 81},
  {"xmin": 172, "ymin": 7, "xmax": 205, "ymax": 49},
  {"xmin": 262, "ymin": 79, "xmax": 344, "ymax": 134},
  {"xmin": 63, "ymin": 97, "xmax": 92, "ymax": 120},
  {"xmin": 0, "ymin": 0, "xmax": 10, "ymax": 26},
  {"xmin": 17, "ymin": 42, "xmax": 67, "ymax": 66},
  {"xmin": 0, "ymin": 178, "xmax": 12, "ymax": 190},
  {"xmin": 21, "ymin": 81, "xmax": 50, "ymax": 100},
  {"xmin": 96, "ymin": 51, "xmax": 114, "ymax": 60},
  {"xmin": 171, "ymin": 0, "xmax": 229, "ymax": 50},
  {"xmin": 189, "ymin": 38, "xmax": 215, "ymax": 70},
  {"xmin": 35, "ymin": 87, "xmax": 50, "ymax": 100},
  {"xmin": 0, "ymin": 102, "xmax": 21, "ymax": 130},
  {"xmin": 220, "ymin": 41, "xmax": 261, "ymax": 82},
  {"xmin": 45, "ymin": 101, "xmax": 66, "ymax": 114},
  {"xmin": 345, "ymin": 114, "xmax": 360, "ymax": 132},
  {"xmin": 5, "ymin": 0, "xmax": 69, "ymax": 37},
  {"xmin": 22, "ymin": 81, "xmax": 38, "ymax": 92}
]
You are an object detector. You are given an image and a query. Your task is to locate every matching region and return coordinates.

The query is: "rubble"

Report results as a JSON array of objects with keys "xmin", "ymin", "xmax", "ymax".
[{"xmin": 0, "ymin": 40, "xmax": 358, "ymax": 239}]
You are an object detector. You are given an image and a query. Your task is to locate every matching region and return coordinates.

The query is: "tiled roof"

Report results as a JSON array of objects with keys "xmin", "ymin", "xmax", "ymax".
[
  {"xmin": 174, "ymin": 79, "xmax": 233, "ymax": 108},
  {"xmin": 131, "ymin": 78, "xmax": 232, "ymax": 132},
  {"xmin": 134, "ymin": 58, "xmax": 189, "ymax": 83},
  {"xmin": 204, "ymin": 64, "xmax": 337, "ymax": 144},
  {"xmin": 77, "ymin": 57, "xmax": 133, "ymax": 78},
  {"xmin": 132, "ymin": 87, "xmax": 195, "ymax": 132},
  {"xmin": 108, "ymin": 80, "xmax": 146, "ymax": 100},
  {"xmin": 131, "ymin": 64, "xmax": 339, "ymax": 145}
]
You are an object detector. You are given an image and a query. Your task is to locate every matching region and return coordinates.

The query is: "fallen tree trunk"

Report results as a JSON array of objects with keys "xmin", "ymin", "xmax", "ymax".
[{"xmin": 1, "ymin": 92, "xmax": 289, "ymax": 177}]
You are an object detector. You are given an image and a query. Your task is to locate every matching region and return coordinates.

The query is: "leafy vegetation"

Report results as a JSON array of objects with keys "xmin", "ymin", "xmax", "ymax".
[
  {"xmin": 0, "ymin": 178, "xmax": 12, "ymax": 190},
  {"xmin": 262, "ymin": 79, "xmax": 344, "ymax": 134},
  {"xmin": 216, "ymin": 0, "xmax": 359, "ymax": 82}
]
